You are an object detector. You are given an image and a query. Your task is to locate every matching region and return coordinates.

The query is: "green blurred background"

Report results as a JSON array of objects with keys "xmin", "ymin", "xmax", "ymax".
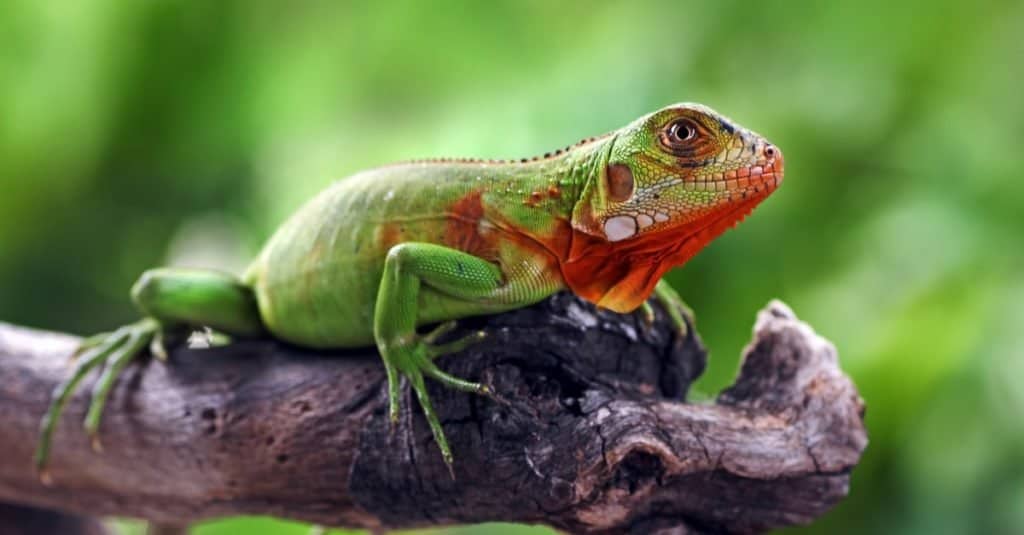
[{"xmin": 2, "ymin": 1, "xmax": 1022, "ymax": 533}]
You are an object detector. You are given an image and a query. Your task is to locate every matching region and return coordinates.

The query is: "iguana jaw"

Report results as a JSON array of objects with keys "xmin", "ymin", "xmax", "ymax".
[
  {"xmin": 599, "ymin": 150, "xmax": 784, "ymax": 246},
  {"xmin": 568, "ymin": 144, "xmax": 784, "ymax": 261},
  {"xmin": 558, "ymin": 139, "xmax": 784, "ymax": 313}
]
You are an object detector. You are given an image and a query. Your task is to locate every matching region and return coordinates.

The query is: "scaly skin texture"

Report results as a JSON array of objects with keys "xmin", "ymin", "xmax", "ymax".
[{"xmin": 35, "ymin": 103, "xmax": 784, "ymax": 476}]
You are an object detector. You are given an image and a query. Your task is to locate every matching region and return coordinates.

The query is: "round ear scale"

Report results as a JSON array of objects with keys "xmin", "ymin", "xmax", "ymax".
[{"xmin": 605, "ymin": 163, "xmax": 634, "ymax": 203}]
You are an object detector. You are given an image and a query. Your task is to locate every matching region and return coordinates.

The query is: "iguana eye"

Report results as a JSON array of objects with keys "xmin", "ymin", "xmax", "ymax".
[
  {"xmin": 668, "ymin": 120, "xmax": 696, "ymax": 143},
  {"xmin": 659, "ymin": 119, "xmax": 701, "ymax": 153}
]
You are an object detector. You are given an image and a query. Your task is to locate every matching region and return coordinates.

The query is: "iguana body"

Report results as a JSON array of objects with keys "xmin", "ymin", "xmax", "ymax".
[{"xmin": 36, "ymin": 103, "xmax": 784, "ymax": 474}]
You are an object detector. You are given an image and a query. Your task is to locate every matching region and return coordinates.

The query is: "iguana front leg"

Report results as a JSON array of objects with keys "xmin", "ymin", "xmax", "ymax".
[
  {"xmin": 641, "ymin": 279, "xmax": 695, "ymax": 336},
  {"xmin": 374, "ymin": 242, "xmax": 545, "ymax": 472}
]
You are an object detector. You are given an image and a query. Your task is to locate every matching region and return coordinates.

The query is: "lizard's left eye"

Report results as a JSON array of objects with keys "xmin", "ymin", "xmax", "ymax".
[
  {"xmin": 668, "ymin": 120, "xmax": 696, "ymax": 143},
  {"xmin": 659, "ymin": 119, "xmax": 701, "ymax": 152}
]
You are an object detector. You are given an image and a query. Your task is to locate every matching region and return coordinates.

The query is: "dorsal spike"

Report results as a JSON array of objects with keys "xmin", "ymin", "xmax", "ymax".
[{"xmin": 390, "ymin": 132, "xmax": 612, "ymax": 168}]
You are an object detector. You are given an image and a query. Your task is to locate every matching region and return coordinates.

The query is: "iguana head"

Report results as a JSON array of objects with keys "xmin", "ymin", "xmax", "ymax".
[
  {"xmin": 572, "ymin": 103, "xmax": 783, "ymax": 243},
  {"xmin": 562, "ymin": 103, "xmax": 783, "ymax": 312}
]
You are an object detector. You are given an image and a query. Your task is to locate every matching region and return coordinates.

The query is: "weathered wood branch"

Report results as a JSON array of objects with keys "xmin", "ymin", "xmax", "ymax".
[{"xmin": 0, "ymin": 295, "xmax": 866, "ymax": 534}]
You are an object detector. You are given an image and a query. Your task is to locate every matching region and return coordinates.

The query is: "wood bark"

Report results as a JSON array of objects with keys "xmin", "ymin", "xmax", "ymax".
[{"xmin": 0, "ymin": 294, "xmax": 866, "ymax": 534}]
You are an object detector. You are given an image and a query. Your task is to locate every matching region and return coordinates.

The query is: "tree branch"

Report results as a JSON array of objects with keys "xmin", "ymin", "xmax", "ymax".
[{"xmin": 0, "ymin": 295, "xmax": 866, "ymax": 534}]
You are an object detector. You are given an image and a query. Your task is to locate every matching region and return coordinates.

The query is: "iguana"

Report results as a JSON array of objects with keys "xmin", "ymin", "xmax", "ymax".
[{"xmin": 35, "ymin": 103, "xmax": 784, "ymax": 477}]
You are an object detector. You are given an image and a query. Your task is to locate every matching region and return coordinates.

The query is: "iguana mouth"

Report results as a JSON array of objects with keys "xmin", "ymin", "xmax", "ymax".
[
  {"xmin": 651, "ymin": 146, "xmax": 785, "ymax": 256},
  {"xmin": 718, "ymin": 145, "xmax": 784, "ymax": 201}
]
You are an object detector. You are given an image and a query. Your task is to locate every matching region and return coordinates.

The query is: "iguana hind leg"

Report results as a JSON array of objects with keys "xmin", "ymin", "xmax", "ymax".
[
  {"xmin": 35, "ymin": 268, "xmax": 264, "ymax": 477},
  {"xmin": 131, "ymin": 268, "xmax": 264, "ymax": 338}
]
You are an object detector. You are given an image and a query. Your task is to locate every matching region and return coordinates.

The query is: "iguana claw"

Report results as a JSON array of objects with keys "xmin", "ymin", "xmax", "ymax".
[
  {"xmin": 382, "ymin": 322, "xmax": 489, "ymax": 477},
  {"xmin": 35, "ymin": 318, "xmax": 160, "ymax": 478}
]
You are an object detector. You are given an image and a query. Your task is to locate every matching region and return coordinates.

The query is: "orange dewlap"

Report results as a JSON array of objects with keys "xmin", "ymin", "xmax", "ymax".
[{"xmin": 550, "ymin": 194, "xmax": 770, "ymax": 312}]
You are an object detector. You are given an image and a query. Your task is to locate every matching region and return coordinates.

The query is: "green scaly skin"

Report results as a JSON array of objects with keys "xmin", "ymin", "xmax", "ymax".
[{"xmin": 34, "ymin": 103, "xmax": 784, "ymax": 478}]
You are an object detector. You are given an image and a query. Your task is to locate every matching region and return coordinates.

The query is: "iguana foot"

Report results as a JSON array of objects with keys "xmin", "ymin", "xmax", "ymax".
[
  {"xmin": 35, "ymin": 318, "xmax": 162, "ymax": 479},
  {"xmin": 641, "ymin": 281, "xmax": 694, "ymax": 338},
  {"xmin": 382, "ymin": 321, "xmax": 488, "ymax": 476}
]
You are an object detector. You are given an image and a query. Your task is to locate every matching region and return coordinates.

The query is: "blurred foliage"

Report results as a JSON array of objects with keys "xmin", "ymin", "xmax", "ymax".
[{"xmin": 2, "ymin": 1, "xmax": 1023, "ymax": 534}]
